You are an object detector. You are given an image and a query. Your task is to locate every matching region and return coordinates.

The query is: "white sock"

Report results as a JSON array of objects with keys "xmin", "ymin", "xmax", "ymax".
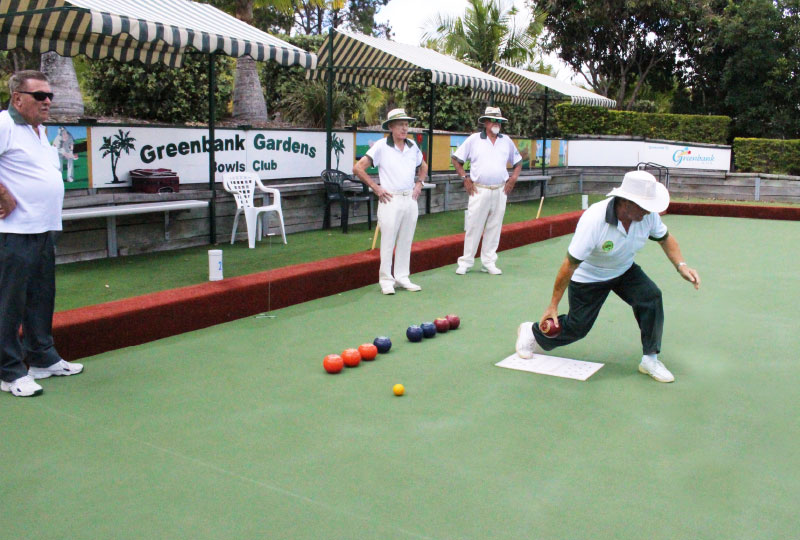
[{"xmin": 642, "ymin": 353, "xmax": 657, "ymax": 363}]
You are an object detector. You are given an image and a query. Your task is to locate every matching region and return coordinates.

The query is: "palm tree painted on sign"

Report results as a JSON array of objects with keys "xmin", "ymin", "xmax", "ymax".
[
  {"xmin": 330, "ymin": 133, "xmax": 345, "ymax": 170},
  {"xmin": 99, "ymin": 129, "xmax": 136, "ymax": 184}
]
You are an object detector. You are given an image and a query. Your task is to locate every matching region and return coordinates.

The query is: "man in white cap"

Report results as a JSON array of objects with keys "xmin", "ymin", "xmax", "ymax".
[
  {"xmin": 514, "ymin": 170, "xmax": 701, "ymax": 383},
  {"xmin": 451, "ymin": 106, "xmax": 523, "ymax": 275},
  {"xmin": 353, "ymin": 108, "xmax": 428, "ymax": 295}
]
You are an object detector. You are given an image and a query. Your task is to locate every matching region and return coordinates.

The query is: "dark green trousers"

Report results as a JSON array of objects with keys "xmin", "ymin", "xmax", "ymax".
[
  {"xmin": 0, "ymin": 232, "xmax": 62, "ymax": 382},
  {"xmin": 532, "ymin": 263, "xmax": 664, "ymax": 355}
]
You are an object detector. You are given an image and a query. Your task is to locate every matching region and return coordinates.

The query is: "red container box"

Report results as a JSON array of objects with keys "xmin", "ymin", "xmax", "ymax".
[{"xmin": 130, "ymin": 168, "xmax": 180, "ymax": 193}]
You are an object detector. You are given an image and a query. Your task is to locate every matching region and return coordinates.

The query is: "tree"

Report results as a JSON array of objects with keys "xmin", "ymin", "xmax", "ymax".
[
  {"xmin": 541, "ymin": 0, "xmax": 696, "ymax": 110},
  {"xmin": 673, "ymin": 0, "xmax": 800, "ymax": 138},
  {"xmin": 40, "ymin": 52, "xmax": 84, "ymax": 117},
  {"xmin": 422, "ymin": 0, "xmax": 545, "ymax": 71},
  {"xmin": 99, "ymin": 129, "xmax": 136, "ymax": 184}
]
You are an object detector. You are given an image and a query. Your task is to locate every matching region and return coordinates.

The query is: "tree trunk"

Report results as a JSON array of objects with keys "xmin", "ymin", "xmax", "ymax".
[
  {"xmin": 232, "ymin": 56, "xmax": 268, "ymax": 123},
  {"xmin": 39, "ymin": 52, "xmax": 84, "ymax": 117}
]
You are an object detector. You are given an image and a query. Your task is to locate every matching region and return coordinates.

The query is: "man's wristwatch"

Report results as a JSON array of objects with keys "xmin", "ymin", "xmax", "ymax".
[{"xmin": 676, "ymin": 262, "xmax": 687, "ymax": 270}]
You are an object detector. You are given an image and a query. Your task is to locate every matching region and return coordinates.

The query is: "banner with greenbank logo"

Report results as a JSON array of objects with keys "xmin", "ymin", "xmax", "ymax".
[{"xmin": 89, "ymin": 126, "xmax": 353, "ymax": 187}]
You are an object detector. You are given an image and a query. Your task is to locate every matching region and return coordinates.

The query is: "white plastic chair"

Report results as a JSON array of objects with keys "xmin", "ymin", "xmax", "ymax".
[{"xmin": 223, "ymin": 172, "xmax": 287, "ymax": 248}]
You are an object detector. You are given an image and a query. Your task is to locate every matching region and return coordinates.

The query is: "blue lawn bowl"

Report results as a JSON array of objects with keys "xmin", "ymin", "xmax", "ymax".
[
  {"xmin": 420, "ymin": 322, "xmax": 437, "ymax": 339},
  {"xmin": 373, "ymin": 336, "xmax": 392, "ymax": 354},
  {"xmin": 406, "ymin": 325, "xmax": 423, "ymax": 342}
]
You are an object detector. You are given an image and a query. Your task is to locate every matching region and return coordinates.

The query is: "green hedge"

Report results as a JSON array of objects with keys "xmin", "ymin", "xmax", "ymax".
[
  {"xmin": 555, "ymin": 104, "xmax": 731, "ymax": 145},
  {"xmin": 734, "ymin": 138, "xmax": 800, "ymax": 175}
]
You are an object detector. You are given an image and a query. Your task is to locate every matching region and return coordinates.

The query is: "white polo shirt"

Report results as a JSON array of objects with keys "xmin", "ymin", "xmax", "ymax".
[
  {"xmin": 365, "ymin": 136, "xmax": 423, "ymax": 192},
  {"xmin": 452, "ymin": 131, "xmax": 522, "ymax": 186},
  {"xmin": 568, "ymin": 197, "xmax": 668, "ymax": 283},
  {"xmin": 0, "ymin": 107, "xmax": 64, "ymax": 233}
]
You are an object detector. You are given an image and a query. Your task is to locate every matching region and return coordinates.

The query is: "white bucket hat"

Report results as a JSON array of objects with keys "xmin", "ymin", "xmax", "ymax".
[
  {"xmin": 382, "ymin": 108, "xmax": 415, "ymax": 130},
  {"xmin": 606, "ymin": 170, "xmax": 670, "ymax": 213},
  {"xmin": 478, "ymin": 106, "xmax": 508, "ymax": 124}
]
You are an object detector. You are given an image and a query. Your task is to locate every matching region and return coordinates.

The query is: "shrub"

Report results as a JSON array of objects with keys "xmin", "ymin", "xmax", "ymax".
[
  {"xmin": 84, "ymin": 55, "xmax": 235, "ymax": 123},
  {"xmin": 555, "ymin": 104, "xmax": 731, "ymax": 145},
  {"xmin": 734, "ymin": 138, "xmax": 800, "ymax": 175}
]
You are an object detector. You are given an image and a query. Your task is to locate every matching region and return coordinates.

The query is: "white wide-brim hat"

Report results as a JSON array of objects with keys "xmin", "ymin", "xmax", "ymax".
[
  {"xmin": 606, "ymin": 170, "xmax": 670, "ymax": 213},
  {"xmin": 478, "ymin": 106, "xmax": 508, "ymax": 124},
  {"xmin": 382, "ymin": 108, "xmax": 415, "ymax": 130}
]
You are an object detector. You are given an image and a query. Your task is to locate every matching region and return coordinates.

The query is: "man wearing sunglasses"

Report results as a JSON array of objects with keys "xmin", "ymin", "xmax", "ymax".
[{"xmin": 0, "ymin": 70, "xmax": 83, "ymax": 398}]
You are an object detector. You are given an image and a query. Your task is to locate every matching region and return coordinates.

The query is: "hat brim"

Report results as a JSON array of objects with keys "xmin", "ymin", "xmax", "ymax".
[
  {"xmin": 382, "ymin": 116, "xmax": 415, "ymax": 130},
  {"xmin": 478, "ymin": 116, "xmax": 508, "ymax": 124},
  {"xmin": 606, "ymin": 182, "xmax": 670, "ymax": 213}
]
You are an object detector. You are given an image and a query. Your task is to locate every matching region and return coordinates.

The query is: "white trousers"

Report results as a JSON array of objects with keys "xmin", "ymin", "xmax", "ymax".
[
  {"xmin": 377, "ymin": 192, "xmax": 419, "ymax": 288},
  {"xmin": 458, "ymin": 185, "xmax": 507, "ymax": 269}
]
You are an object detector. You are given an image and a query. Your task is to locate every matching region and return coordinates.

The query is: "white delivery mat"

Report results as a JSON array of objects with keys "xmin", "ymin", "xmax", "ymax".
[{"xmin": 496, "ymin": 353, "xmax": 604, "ymax": 381}]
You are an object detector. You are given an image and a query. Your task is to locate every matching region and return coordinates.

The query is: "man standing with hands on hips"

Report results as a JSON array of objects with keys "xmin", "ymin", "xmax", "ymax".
[
  {"xmin": 0, "ymin": 70, "xmax": 83, "ymax": 398},
  {"xmin": 515, "ymin": 170, "xmax": 701, "ymax": 383},
  {"xmin": 452, "ymin": 106, "xmax": 523, "ymax": 275},
  {"xmin": 353, "ymin": 108, "xmax": 428, "ymax": 295}
]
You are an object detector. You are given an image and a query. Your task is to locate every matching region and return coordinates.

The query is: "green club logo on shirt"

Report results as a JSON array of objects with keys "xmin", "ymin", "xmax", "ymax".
[{"xmin": 602, "ymin": 240, "xmax": 614, "ymax": 252}]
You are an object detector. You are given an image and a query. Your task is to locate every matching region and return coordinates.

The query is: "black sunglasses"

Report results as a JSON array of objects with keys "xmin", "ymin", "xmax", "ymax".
[{"xmin": 17, "ymin": 91, "xmax": 54, "ymax": 102}]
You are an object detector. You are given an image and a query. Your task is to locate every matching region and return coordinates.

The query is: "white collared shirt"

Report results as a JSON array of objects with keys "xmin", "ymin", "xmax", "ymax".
[
  {"xmin": 452, "ymin": 131, "xmax": 522, "ymax": 185},
  {"xmin": 568, "ymin": 197, "xmax": 668, "ymax": 283},
  {"xmin": 0, "ymin": 108, "xmax": 64, "ymax": 233},
  {"xmin": 365, "ymin": 135, "xmax": 423, "ymax": 192}
]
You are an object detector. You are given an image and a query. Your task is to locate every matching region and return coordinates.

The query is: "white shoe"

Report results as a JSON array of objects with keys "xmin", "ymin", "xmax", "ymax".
[
  {"xmin": 515, "ymin": 322, "xmax": 541, "ymax": 359},
  {"xmin": 638, "ymin": 356, "xmax": 675, "ymax": 383},
  {"xmin": 396, "ymin": 280, "xmax": 422, "ymax": 292},
  {"xmin": 481, "ymin": 265, "xmax": 502, "ymax": 275},
  {"xmin": 381, "ymin": 285, "xmax": 395, "ymax": 295},
  {"xmin": 455, "ymin": 266, "xmax": 469, "ymax": 275},
  {"xmin": 1, "ymin": 375, "xmax": 43, "ymax": 397},
  {"xmin": 28, "ymin": 359, "xmax": 84, "ymax": 380}
]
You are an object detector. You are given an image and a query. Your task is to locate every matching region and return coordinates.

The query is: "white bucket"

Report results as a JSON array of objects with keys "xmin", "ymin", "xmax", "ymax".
[
  {"xmin": 581, "ymin": 194, "xmax": 589, "ymax": 210},
  {"xmin": 208, "ymin": 249, "xmax": 223, "ymax": 281}
]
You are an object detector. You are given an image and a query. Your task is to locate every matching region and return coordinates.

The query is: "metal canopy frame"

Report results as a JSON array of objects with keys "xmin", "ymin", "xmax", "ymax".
[
  {"xmin": 316, "ymin": 28, "xmax": 519, "ymax": 180},
  {"xmin": 1, "ymin": 0, "xmax": 316, "ymax": 244}
]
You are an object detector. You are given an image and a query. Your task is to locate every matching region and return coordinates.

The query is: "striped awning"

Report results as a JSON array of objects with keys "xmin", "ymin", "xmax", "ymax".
[
  {"xmin": 0, "ymin": 0, "xmax": 317, "ymax": 68},
  {"xmin": 310, "ymin": 29, "xmax": 518, "ymax": 97},
  {"xmin": 493, "ymin": 64, "xmax": 616, "ymax": 108}
]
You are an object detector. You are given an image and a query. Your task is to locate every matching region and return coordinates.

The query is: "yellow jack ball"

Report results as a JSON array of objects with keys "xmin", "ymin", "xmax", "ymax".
[{"xmin": 392, "ymin": 383, "xmax": 405, "ymax": 396}]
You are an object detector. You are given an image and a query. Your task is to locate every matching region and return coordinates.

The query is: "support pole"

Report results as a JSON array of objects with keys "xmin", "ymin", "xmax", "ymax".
[
  {"xmin": 208, "ymin": 54, "xmax": 217, "ymax": 244},
  {"xmin": 427, "ymin": 80, "xmax": 435, "ymax": 182},
  {"xmin": 325, "ymin": 27, "xmax": 334, "ymax": 171},
  {"xmin": 541, "ymin": 88, "xmax": 548, "ymax": 175}
]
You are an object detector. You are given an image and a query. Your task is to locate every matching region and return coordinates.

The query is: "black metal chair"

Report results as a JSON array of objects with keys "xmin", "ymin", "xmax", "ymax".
[{"xmin": 321, "ymin": 169, "xmax": 372, "ymax": 233}]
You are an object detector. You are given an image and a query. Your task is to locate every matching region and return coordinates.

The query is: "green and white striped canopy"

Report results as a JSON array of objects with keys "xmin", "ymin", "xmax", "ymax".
[
  {"xmin": 493, "ymin": 64, "xmax": 616, "ymax": 107},
  {"xmin": 311, "ymin": 29, "xmax": 519, "ymax": 97},
  {"xmin": 0, "ymin": 0, "xmax": 317, "ymax": 68}
]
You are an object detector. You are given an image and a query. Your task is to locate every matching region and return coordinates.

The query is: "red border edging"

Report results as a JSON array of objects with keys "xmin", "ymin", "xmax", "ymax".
[{"xmin": 53, "ymin": 204, "xmax": 797, "ymax": 359}]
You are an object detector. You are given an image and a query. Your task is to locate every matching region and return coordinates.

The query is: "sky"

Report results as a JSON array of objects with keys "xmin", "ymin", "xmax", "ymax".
[{"xmin": 373, "ymin": 0, "xmax": 579, "ymax": 83}]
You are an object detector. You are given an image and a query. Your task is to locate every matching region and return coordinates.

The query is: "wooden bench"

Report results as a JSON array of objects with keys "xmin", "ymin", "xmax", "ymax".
[{"xmin": 62, "ymin": 200, "xmax": 209, "ymax": 258}]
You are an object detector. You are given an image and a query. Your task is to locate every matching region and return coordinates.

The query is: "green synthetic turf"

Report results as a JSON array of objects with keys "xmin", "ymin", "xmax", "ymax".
[{"xmin": 5, "ymin": 215, "xmax": 798, "ymax": 539}]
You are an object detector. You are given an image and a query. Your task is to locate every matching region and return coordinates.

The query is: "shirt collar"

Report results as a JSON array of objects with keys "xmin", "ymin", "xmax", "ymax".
[
  {"xmin": 8, "ymin": 104, "xmax": 28, "ymax": 125},
  {"xmin": 479, "ymin": 131, "xmax": 504, "ymax": 140},
  {"xmin": 605, "ymin": 197, "xmax": 619, "ymax": 225},
  {"xmin": 386, "ymin": 136, "xmax": 415, "ymax": 149}
]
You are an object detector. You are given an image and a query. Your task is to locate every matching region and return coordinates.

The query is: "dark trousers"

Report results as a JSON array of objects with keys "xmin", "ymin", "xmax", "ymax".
[
  {"xmin": 532, "ymin": 263, "xmax": 664, "ymax": 355},
  {"xmin": 0, "ymin": 232, "xmax": 61, "ymax": 382}
]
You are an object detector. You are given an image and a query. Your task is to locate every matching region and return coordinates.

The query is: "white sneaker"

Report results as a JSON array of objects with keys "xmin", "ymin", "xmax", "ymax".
[
  {"xmin": 638, "ymin": 356, "xmax": 675, "ymax": 383},
  {"xmin": 28, "ymin": 359, "xmax": 84, "ymax": 380},
  {"xmin": 381, "ymin": 285, "xmax": 395, "ymax": 295},
  {"xmin": 1, "ymin": 375, "xmax": 43, "ymax": 397},
  {"xmin": 481, "ymin": 265, "xmax": 503, "ymax": 275},
  {"xmin": 396, "ymin": 280, "xmax": 422, "ymax": 292},
  {"xmin": 515, "ymin": 322, "xmax": 542, "ymax": 359},
  {"xmin": 455, "ymin": 266, "xmax": 469, "ymax": 275}
]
